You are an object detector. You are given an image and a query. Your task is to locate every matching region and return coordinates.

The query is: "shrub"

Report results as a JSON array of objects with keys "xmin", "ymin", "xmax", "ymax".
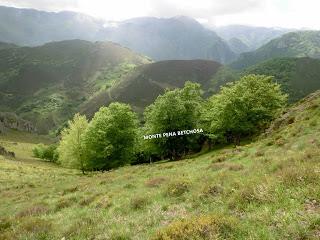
[
  {"xmin": 153, "ymin": 214, "xmax": 238, "ymax": 240},
  {"xmin": 32, "ymin": 144, "xmax": 58, "ymax": 162},
  {"xmin": 130, "ymin": 196, "xmax": 149, "ymax": 210},
  {"xmin": 165, "ymin": 180, "xmax": 190, "ymax": 197}
]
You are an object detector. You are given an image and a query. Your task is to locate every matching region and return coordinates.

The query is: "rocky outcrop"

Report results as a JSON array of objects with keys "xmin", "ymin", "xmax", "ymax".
[
  {"xmin": 0, "ymin": 112, "xmax": 36, "ymax": 133},
  {"xmin": 0, "ymin": 145, "xmax": 15, "ymax": 158}
]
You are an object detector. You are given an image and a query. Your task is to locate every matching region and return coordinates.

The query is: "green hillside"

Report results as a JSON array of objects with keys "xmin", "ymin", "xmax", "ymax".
[
  {"xmin": 81, "ymin": 60, "xmax": 222, "ymax": 116},
  {"xmin": 243, "ymin": 57, "xmax": 320, "ymax": 102},
  {"xmin": 0, "ymin": 90, "xmax": 319, "ymax": 239},
  {"xmin": 231, "ymin": 31, "xmax": 320, "ymax": 69},
  {"xmin": 0, "ymin": 40, "xmax": 151, "ymax": 133},
  {"xmin": 0, "ymin": 42, "xmax": 17, "ymax": 50}
]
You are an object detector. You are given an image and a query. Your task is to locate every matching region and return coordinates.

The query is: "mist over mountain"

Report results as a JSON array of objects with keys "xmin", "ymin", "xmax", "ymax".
[
  {"xmin": 231, "ymin": 31, "xmax": 320, "ymax": 69},
  {"xmin": 215, "ymin": 25, "xmax": 293, "ymax": 51},
  {"xmin": 0, "ymin": 6, "xmax": 104, "ymax": 46},
  {"xmin": 100, "ymin": 16, "xmax": 236, "ymax": 63},
  {"xmin": 0, "ymin": 6, "xmax": 237, "ymax": 63},
  {"xmin": 227, "ymin": 38, "xmax": 250, "ymax": 54}
]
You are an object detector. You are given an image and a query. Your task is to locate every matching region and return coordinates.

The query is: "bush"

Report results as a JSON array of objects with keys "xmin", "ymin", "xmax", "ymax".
[
  {"xmin": 153, "ymin": 214, "xmax": 238, "ymax": 240},
  {"xmin": 32, "ymin": 144, "xmax": 58, "ymax": 162},
  {"xmin": 130, "ymin": 196, "xmax": 149, "ymax": 210},
  {"xmin": 165, "ymin": 180, "xmax": 190, "ymax": 197}
]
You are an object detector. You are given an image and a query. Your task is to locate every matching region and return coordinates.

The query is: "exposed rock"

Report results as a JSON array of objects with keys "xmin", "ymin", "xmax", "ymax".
[
  {"xmin": 0, "ymin": 145, "xmax": 15, "ymax": 158},
  {"xmin": 0, "ymin": 112, "xmax": 36, "ymax": 133}
]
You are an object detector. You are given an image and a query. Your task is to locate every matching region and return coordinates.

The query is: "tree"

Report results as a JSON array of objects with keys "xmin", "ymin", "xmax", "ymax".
[
  {"xmin": 57, "ymin": 113, "xmax": 88, "ymax": 173},
  {"xmin": 202, "ymin": 74, "xmax": 287, "ymax": 145},
  {"xmin": 83, "ymin": 102, "xmax": 139, "ymax": 171},
  {"xmin": 143, "ymin": 82, "xmax": 204, "ymax": 160}
]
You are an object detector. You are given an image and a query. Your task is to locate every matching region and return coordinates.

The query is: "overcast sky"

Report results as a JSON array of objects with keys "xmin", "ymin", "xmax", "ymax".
[{"xmin": 0, "ymin": 0, "xmax": 319, "ymax": 29}]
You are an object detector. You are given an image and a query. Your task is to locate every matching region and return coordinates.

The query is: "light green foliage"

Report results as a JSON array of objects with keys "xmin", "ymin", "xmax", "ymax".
[
  {"xmin": 203, "ymin": 74, "xmax": 287, "ymax": 144},
  {"xmin": 32, "ymin": 144, "xmax": 58, "ymax": 162},
  {"xmin": 84, "ymin": 102, "xmax": 139, "ymax": 170},
  {"xmin": 0, "ymin": 90, "xmax": 319, "ymax": 239},
  {"xmin": 144, "ymin": 82, "xmax": 204, "ymax": 160},
  {"xmin": 57, "ymin": 114, "xmax": 88, "ymax": 172}
]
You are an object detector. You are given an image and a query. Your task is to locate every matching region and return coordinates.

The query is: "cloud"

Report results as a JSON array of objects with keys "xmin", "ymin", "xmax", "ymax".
[
  {"xmin": 0, "ymin": 0, "xmax": 319, "ymax": 29},
  {"xmin": 147, "ymin": 0, "xmax": 264, "ymax": 18},
  {"xmin": 0, "ymin": 0, "xmax": 265, "ymax": 17},
  {"xmin": 0, "ymin": 0, "xmax": 79, "ymax": 12}
]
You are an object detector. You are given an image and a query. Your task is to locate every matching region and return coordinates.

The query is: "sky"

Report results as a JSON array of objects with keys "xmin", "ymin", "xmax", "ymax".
[{"xmin": 0, "ymin": 0, "xmax": 319, "ymax": 29}]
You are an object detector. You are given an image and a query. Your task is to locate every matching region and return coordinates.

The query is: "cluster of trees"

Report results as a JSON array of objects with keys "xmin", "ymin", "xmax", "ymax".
[
  {"xmin": 56, "ymin": 74, "xmax": 287, "ymax": 172},
  {"xmin": 32, "ymin": 144, "xmax": 58, "ymax": 162}
]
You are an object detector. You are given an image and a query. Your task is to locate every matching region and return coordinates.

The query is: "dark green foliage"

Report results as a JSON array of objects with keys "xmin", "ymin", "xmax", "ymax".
[
  {"xmin": 84, "ymin": 103, "xmax": 139, "ymax": 171},
  {"xmin": 143, "ymin": 82, "xmax": 204, "ymax": 160},
  {"xmin": 243, "ymin": 57, "xmax": 320, "ymax": 102},
  {"xmin": 202, "ymin": 74, "xmax": 287, "ymax": 145},
  {"xmin": 33, "ymin": 144, "xmax": 58, "ymax": 162},
  {"xmin": 0, "ymin": 40, "xmax": 150, "ymax": 133},
  {"xmin": 231, "ymin": 31, "xmax": 320, "ymax": 69},
  {"xmin": 81, "ymin": 60, "xmax": 222, "ymax": 117}
]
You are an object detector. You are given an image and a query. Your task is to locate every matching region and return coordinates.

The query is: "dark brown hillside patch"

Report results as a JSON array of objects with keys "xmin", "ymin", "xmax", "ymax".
[
  {"xmin": 209, "ymin": 162, "xmax": 244, "ymax": 171},
  {"xmin": 145, "ymin": 177, "xmax": 167, "ymax": 187},
  {"xmin": 19, "ymin": 217, "xmax": 52, "ymax": 234},
  {"xmin": 17, "ymin": 204, "xmax": 50, "ymax": 217},
  {"xmin": 62, "ymin": 186, "xmax": 79, "ymax": 195}
]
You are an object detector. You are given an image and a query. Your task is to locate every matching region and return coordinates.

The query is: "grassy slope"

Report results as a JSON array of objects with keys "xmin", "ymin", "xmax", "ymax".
[
  {"xmin": 81, "ymin": 60, "xmax": 222, "ymax": 116},
  {"xmin": 0, "ymin": 91, "xmax": 320, "ymax": 239},
  {"xmin": 0, "ymin": 40, "xmax": 150, "ymax": 133}
]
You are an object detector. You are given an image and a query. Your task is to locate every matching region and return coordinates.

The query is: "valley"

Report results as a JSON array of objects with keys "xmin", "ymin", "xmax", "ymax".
[{"xmin": 0, "ymin": 4, "xmax": 320, "ymax": 240}]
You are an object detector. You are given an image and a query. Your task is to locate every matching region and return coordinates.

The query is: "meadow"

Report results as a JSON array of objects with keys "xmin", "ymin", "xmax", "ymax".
[{"xmin": 0, "ymin": 91, "xmax": 319, "ymax": 239}]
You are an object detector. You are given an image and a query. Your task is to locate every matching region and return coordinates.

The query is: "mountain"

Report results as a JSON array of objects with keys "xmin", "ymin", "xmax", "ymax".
[
  {"xmin": 101, "ymin": 16, "xmax": 237, "ymax": 63},
  {"xmin": 0, "ymin": 6, "xmax": 104, "ymax": 46},
  {"xmin": 0, "ymin": 7, "xmax": 236, "ymax": 63},
  {"xmin": 231, "ymin": 31, "xmax": 320, "ymax": 69},
  {"xmin": 215, "ymin": 25, "xmax": 292, "ymax": 50},
  {"xmin": 0, "ymin": 40, "xmax": 150, "ymax": 133},
  {"xmin": 227, "ymin": 38, "xmax": 250, "ymax": 54},
  {"xmin": 81, "ymin": 60, "xmax": 222, "ymax": 117},
  {"xmin": 243, "ymin": 57, "xmax": 320, "ymax": 102},
  {"xmin": 0, "ymin": 41, "xmax": 17, "ymax": 50}
]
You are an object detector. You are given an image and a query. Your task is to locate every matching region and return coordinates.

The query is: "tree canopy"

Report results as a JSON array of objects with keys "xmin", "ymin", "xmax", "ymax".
[
  {"xmin": 143, "ymin": 82, "xmax": 204, "ymax": 160},
  {"xmin": 202, "ymin": 74, "xmax": 287, "ymax": 145},
  {"xmin": 83, "ymin": 102, "xmax": 139, "ymax": 171},
  {"xmin": 57, "ymin": 113, "xmax": 88, "ymax": 173}
]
